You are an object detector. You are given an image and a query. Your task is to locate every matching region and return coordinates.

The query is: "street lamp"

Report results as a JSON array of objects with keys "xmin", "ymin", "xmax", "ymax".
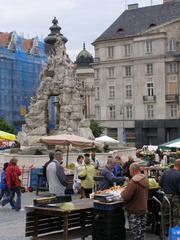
[{"xmin": 120, "ymin": 106, "xmax": 126, "ymax": 145}]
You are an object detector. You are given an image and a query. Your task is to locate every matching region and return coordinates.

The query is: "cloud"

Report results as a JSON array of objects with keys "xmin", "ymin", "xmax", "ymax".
[{"xmin": 0, "ymin": 0, "xmax": 163, "ymax": 60}]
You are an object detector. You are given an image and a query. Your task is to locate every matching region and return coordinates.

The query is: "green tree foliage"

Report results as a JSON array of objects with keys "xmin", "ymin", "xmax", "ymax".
[
  {"xmin": 90, "ymin": 120, "xmax": 104, "ymax": 138},
  {"xmin": 0, "ymin": 117, "xmax": 15, "ymax": 134}
]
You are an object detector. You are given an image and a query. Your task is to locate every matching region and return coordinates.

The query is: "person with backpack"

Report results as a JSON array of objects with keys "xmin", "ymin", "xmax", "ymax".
[
  {"xmin": 1, "ymin": 158, "xmax": 22, "ymax": 211},
  {"xmin": 0, "ymin": 162, "xmax": 15, "ymax": 209}
]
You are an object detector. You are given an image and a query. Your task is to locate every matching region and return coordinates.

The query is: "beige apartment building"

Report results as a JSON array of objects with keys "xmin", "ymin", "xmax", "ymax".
[{"xmin": 92, "ymin": 0, "xmax": 180, "ymax": 147}]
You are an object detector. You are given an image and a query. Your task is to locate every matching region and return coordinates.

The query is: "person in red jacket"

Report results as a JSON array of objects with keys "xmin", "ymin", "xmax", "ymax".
[
  {"xmin": 121, "ymin": 162, "xmax": 149, "ymax": 240},
  {"xmin": 1, "ymin": 157, "xmax": 22, "ymax": 211}
]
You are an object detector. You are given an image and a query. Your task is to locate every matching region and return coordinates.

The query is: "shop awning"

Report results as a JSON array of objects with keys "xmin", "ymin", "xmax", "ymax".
[
  {"xmin": 159, "ymin": 138, "xmax": 180, "ymax": 150},
  {"xmin": 0, "ymin": 130, "xmax": 16, "ymax": 141}
]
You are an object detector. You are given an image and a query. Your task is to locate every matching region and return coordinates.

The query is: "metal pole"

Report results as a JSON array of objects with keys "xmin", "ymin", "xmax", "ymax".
[
  {"xmin": 122, "ymin": 106, "xmax": 126, "ymax": 145},
  {"xmin": 164, "ymin": 196, "xmax": 172, "ymax": 239},
  {"xmin": 66, "ymin": 144, "xmax": 69, "ymax": 167},
  {"xmin": 153, "ymin": 196, "xmax": 166, "ymax": 240}
]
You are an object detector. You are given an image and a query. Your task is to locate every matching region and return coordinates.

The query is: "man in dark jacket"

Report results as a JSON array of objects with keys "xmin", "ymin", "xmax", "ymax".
[
  {"xmin": 98, "ymin": 156, "xmax": 127, "ymax": 190},
  {"xmin": 121, "ymin": 162, "xmax": 149, "ymax": 240},
  {"xmin": 160, "ymin": 159, "xmax": 180, "ymax": 226}
]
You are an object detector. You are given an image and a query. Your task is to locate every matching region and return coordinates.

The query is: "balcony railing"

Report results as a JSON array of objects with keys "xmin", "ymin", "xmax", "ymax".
[
  {"xmin": 165, "ymin": 94, "xmax": 179, "ymax": 102},
  {"xmin": 143, "ymin": 95, "xmax": 156, "ymax": 102}
]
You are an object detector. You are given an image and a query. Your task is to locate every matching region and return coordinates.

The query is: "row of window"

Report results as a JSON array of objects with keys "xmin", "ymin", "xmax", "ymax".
[
  {"xmin": 95, "ymin": 105, "xmax": 133, "ymax": 120},
  {"xmin": 106, "ymin": 39, "xmax": 177, "ymax": 58},
  {"xmin": 95, "ymin": 82, "xmax": 155, "ymax": 100},
  {"xmin": 95, "ymin": 104, "xmax": 178, "ymax": 120},
  {"xmin": 95, "ymin": 62, "xmax": 178, "ymax": 79},
  {"xmin": 95, "ymin": 85, "xmax": 132, "ymax": 100}
]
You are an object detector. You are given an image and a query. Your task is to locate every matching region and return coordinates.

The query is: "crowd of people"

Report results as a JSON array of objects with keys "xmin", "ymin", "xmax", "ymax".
[
  {"xmin": 0, "ymin": 150, "xmax": 179, "ymax": 240},
  {"xmin": 42, "ymin": 150, "xmax": 179, "ymax": 239},
  {"xmin": 42, "ymin": 150, "xmax": 134, "ymax": 198}
]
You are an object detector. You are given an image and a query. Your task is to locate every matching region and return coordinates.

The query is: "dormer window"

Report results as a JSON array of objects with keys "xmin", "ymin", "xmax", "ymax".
[
  {"xmin": 148, "ymin": 23, "xmax": 156, "ymax": 29},
  {"xmin": 8, "ymin": 31, "xmax": 17, "ymax": 52},
  {"xmin": 30, "ymin": 37, "xmax": 39, "ymax": 55},
  {"xmin": 117, "ymin": 28, "xmax": 124, "ymax": 32}
]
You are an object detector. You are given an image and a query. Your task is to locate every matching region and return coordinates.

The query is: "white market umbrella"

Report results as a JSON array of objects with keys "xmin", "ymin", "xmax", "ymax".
[{"xmin": 95, "ymin": 135, "xmax": 119, "ymax": 144}]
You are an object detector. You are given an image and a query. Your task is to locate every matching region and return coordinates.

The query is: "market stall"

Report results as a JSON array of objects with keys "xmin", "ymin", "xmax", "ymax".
[
  {"xmin": 25, "ymin": 183, "xmax": 163, "ymax": 239},
  {"xmin": 25, "ymin": 187, "xmax": 126, "ymax": 240},
  {"xmin": 93, "ymin": 185, "xmax": 126, "ymax": 240},
  {"xmin": 25, "ymin": 197, "xmax": 93, "ymax": 240}
]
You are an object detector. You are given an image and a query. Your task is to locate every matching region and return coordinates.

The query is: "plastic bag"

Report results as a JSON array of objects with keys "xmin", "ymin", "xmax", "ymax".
[{"xmin": 73, "ymin": 180, "xmax": 81, "ymax": 194}]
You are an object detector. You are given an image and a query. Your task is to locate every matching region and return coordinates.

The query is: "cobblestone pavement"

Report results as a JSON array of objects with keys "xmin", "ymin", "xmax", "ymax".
[{"xmin": 0, "ymin": 191, "xmax": 161, "ymax": 240}]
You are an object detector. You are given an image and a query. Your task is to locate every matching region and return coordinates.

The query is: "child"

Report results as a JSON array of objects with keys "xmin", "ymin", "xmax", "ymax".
[{"xmin": 0, "ymin": 162, "xmax": 15, "ymax": 209}]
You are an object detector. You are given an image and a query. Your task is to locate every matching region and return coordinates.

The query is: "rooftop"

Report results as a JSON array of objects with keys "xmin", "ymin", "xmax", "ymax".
[{"xmin": 94, "ymin": 2, "xmax": 180, "ymax": 43}]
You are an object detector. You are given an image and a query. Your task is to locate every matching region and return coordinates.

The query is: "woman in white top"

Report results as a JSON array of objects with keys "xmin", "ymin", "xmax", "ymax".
[{"xmin": 73, "ymin": 155, "xmax": 84, "ymax": 197}]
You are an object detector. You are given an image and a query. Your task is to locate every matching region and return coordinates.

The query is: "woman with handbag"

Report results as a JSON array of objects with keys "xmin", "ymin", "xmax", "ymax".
[
  {"xmin": 73, "ymin": 155, "xmax": 84, "ymax": 198},
  {"xmin": 78, "ymin": 153, "xmax": 96, "ymax": 198}
]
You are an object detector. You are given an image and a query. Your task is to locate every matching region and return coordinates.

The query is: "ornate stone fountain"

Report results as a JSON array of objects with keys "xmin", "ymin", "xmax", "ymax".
[{"xmin": 18, "ymin": 18, "xmax": 93, "ymax": 149}]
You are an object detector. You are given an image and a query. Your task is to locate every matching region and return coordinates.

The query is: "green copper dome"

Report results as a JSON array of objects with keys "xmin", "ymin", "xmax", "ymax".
[{"xmin": 76, "ymin": 43, "xmax": 93, "ymax": 68}]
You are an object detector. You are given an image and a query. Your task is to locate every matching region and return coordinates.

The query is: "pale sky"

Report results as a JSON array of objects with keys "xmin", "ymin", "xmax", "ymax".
[{"xmin": 0, "ymin": 0, "xmax": 162, "ymax": 60}]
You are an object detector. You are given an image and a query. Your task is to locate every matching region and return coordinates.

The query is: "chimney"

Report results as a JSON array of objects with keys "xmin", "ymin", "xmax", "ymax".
[{"xmin": 128, "ymin": 3, "xmax": 139, "ymax": 10}]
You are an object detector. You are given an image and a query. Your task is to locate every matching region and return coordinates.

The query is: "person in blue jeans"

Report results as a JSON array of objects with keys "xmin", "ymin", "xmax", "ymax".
[
  {"xmin": 1, "ymin": 158, "xmax": 22, "ymax": 211},
  {"xmin": 0, "ymin": 162, "xmax": 15, "ymax": 209}
]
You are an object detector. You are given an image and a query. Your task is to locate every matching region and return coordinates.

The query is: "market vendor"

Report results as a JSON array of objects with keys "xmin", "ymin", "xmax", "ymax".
[
  {"xmin": 121, "ymin": 162, "xmax": 149, "ymax": 240},
  {"xmin": 98, "ymin": 156, "xmax": 128, "ymax": 190}
]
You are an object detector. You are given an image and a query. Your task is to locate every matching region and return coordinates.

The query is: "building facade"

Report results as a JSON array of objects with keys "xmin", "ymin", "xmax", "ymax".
[
  {"xmin": 76, "ymin": 43, "xmax": 95, "ymax": 119},
  {"xmin": 0, "ymin": 31, "xmax": 47, "ymax": 132},
  {"xmin": 92, "ymin": 0, "xmax": 180, "ymax": 147}
]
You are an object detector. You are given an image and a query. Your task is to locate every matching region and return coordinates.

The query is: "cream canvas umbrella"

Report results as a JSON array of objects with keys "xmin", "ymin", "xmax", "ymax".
[{"xmin": 38, "ymin": 134, "xmax": 103, "ymax": 166}]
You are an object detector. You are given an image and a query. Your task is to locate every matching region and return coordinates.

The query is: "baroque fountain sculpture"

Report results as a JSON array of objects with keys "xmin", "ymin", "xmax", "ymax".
[{"xmin": 18, "ymin": 17, "xmax": 93, "ymax": 149}]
